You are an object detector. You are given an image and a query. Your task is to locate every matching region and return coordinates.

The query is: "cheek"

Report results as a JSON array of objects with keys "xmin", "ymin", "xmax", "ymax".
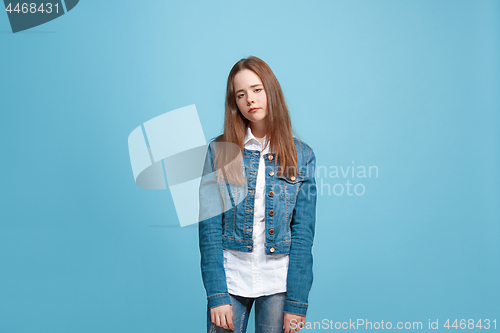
[
  {"xmin": 259, "ymin": 93, "xmax": 268, "ymax": 108},
  {"xmin": 235, "ymin": 99, "xmax": 244, "ymax": 110},
  {"xmin": 236, "ymin": 100, "xmax": 248, "ymax": 118}
]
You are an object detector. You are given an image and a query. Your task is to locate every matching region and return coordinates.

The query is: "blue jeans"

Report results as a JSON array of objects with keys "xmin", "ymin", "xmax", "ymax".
[{"xmin": 207, "ymin": 292, "xmax": 286, "ymax": 333}]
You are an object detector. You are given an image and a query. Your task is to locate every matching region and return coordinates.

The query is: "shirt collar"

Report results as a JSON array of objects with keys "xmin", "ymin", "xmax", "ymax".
[{"xmin": 244, "ymin": 127, "xmax": 270, "ymax": 153}]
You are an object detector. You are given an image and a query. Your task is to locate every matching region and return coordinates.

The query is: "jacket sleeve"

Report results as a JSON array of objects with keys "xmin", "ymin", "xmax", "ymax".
[
  {"xmin": 284, "ymin": 148, "xmax": 317, "ymax": 316},
  {"xmin": 198, "ymin": 141, "xmax": 232, "ymax": 308}
]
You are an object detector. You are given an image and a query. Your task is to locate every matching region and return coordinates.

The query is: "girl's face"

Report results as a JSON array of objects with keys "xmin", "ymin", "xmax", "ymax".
[{"xmin": 233, "ymin": 69, "xmax": 268, "ymax": 126}]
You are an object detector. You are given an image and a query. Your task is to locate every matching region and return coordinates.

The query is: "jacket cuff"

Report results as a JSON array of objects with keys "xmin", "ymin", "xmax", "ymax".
[
  {"xmin": 284, "ymin": 300, "xmax": 308, "ymax": 316},
  {"xmin": 207, "ymin": 292, "xmax": 231, "ymax": 309}
]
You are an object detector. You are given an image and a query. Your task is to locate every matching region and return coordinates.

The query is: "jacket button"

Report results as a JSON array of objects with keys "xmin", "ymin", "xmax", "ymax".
[
  {"xmin": 268, "ymin": 155, "xmax": 273, "ymax": 161},
  {"xmin": 290, "ymin": 176, "xmax": 296, "ymax": 181},
  {"xmin": 269, "ymin": 171, "xmax": 274, "ymax": 177},
  {"xmin": 269, "ymin": 229, "xmax": 274, "ymax": 235},
  {"xmin": 270, "ymin": 247, "xmax": 275, "ymax": 253},
  {"xmin": 269, "ymin": 210, "xmax": 274, "ymax": 216},
  {"xmin": 269, "ymin": 191, "xmax": 274, "ymax": 197}
]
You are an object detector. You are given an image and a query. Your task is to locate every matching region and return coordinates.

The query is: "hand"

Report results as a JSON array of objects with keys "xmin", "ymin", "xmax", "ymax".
[
  {"xmin": 210, "ymin": 304, "xmax": 235, "ymax": 331},
  {"xmin": 283, "ymin": 312, "xmax": 306, "ymax": 333}
]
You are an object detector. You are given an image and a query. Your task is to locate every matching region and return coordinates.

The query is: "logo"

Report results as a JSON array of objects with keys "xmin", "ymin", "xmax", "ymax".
[
  {"xmin": 4, "ymin": 0, "xmax": 79, "ymax": 33},
  {"xmin": 128, "ymin": 105, "xmax": 243, "ymax": 227}
]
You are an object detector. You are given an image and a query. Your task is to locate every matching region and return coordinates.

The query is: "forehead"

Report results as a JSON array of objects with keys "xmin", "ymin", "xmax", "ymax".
[{"xmin": 233, "ymin": 69, "xmax": 263, "ymax": 90}]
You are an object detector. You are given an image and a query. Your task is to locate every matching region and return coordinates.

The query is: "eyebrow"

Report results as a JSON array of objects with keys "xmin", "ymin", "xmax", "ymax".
[{"xmin": 235, "ymin": 84, "xmax": 263, "ymax": 94}]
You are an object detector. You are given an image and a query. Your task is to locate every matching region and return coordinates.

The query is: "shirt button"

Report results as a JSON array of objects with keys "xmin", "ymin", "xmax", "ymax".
[
  {"xmin": 256, "ymin": 194, "xmax": 259, "ymax": 199},
  {"xmin": 268, "ymin": 155, "xmax": 273, "ymax": 161},
  {"xmin": 270, "ymin": 247, "xmax": 275, "ymax": 253},
  {"xmin": 269, "ymin": 229, "xmax": 274, "ymax": 235},
  {"xmin": 269, "ymin": 191, "xmax": 274, "ymax": 197},
  {"xmin": 253, "ymin": 235, "xmax": 256, "ymax": 240},
  {"xmin": 269, "ymin": 210, "xmax": 274, "ymax": 216},
  {"xmin": 254, "ymin": 262, "xmax": 257, "ymax": 266},
  {"xmin": 269, "ymin": 171, "xmax": 274, "ymax": 177}
]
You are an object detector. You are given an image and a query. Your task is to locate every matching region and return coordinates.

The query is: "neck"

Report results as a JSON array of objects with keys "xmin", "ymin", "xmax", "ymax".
[{"xmin": 249, "ymin": 124, "xmax": 268, "ymax": 144}]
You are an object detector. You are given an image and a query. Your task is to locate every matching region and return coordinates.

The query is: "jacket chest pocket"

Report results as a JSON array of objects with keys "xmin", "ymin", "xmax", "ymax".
[{"xmin": 278, "ymin": 172, "xmax": 305, "ymax": 202}]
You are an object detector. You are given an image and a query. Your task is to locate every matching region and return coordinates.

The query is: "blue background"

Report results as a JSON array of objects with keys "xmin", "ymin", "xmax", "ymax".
[{"xmin": 1, "ymin": 0, "xmax": 499, "ymax": 332}]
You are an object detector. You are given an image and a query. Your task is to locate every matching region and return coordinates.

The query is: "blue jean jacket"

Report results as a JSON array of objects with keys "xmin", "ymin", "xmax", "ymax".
[{"xmin": 198, "ymin": 138, "xmax": 317, "ymax": 316}]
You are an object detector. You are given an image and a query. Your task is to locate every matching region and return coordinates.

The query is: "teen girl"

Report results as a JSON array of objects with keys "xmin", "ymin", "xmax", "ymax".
[{"xmin": 198, "ymin": 56, "xmax": 317, "ymax": 333}]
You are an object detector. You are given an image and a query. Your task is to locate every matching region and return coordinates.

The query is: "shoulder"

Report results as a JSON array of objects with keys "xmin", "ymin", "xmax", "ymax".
[
  {"xmin": 293, "ymin": 137, "xmax": 314, "ymax": 156},
  {"xmin": 204, "ymin": 137, "xmax": 221, "ymax": 162},
  {"xmin": 207, "ymin": 135, "xmax": 224, "ymax": 150},
  {"xmin": 292, "ymin": 138, "xmax": 316, "ymax": 173},
  {"xmin": 209, "ymin": 135, "xmax": 223, "ymax": 145}
]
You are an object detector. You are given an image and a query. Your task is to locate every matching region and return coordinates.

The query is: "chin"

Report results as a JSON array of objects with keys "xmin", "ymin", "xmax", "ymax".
[
  {"xmin": 250, "ymin": 116, "xmax": 267, "ymax": 123},
  {"xmin": 248, "ymin": 113, "xmax": 262, "ymax": 120}
]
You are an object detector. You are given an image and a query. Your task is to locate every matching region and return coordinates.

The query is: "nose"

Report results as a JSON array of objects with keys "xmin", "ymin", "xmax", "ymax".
[{"xmin": 246, "ymin": 93, "xmax": 254, "ymax": 105}]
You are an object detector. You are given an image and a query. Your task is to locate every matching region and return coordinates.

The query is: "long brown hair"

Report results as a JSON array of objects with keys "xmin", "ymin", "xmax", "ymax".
[{"xmin": 213, "ymin": 56, "xmax": 299, "ymax": 186}]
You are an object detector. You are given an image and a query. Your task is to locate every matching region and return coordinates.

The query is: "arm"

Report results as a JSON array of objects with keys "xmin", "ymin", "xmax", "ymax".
[
  {"xmin": 284, "ymin": 149, "xmax": 317, "ymax": 316},
  {"xmin": 198, "ymin": 141, "xmax": 232, "ymax": 308}
]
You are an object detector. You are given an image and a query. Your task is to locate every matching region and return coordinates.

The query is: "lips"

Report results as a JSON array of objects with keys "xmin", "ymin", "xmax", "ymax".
[{"xmin": 249, "ymin": 108, "xmax": 259, "ymax": 113}]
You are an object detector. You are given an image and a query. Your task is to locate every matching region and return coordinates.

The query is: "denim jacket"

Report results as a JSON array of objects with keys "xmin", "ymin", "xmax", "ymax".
[{"xmin": 198, "ymin": 137, "xmax": 317, "ymax": 316}]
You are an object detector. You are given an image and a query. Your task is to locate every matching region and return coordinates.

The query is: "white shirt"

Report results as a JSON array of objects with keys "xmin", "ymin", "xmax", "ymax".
[{"xmin": 223, "ymin": 127, "xmax": 290, "ymax": 297}]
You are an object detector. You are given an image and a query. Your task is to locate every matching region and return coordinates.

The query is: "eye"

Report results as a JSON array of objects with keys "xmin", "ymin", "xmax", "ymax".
[
  {"xmin": 237, "ymin": 93, "xmax": 244, "ymax": 98},
  {"xmin": 255, "ymin": 89, "xmax": 262, "ymax": 93}
]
